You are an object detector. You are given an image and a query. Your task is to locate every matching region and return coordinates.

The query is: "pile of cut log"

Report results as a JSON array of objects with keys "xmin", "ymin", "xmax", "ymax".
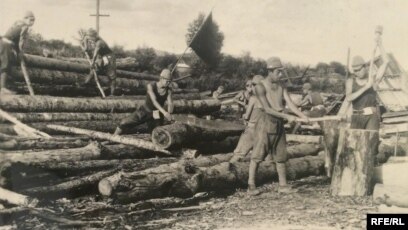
[
  {"xmin": 9, "ymin": 54, "xmax": 201, "ymax": 97},
  {"xmin": 0, "ymin": 95, "xmax": 221, "ymax": 135}
]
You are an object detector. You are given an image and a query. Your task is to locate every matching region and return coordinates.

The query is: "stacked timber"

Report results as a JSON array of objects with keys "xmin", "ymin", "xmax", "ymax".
[
  {"xmin": 0, "ymin": 95, "xmax": 221, "ymax": 135},
  {"xmin": 7, "ymin": 54, "xmax": 204, "ymax": 97}
]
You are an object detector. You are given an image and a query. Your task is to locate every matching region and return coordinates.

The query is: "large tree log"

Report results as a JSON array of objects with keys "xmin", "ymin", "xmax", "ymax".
[
  {"xmin": 373, "ymin": 161, "xmax": 408, "ymax": 189},
  {"xmin": 331, "ymin": 128, "xmax": 379, "ymax": 196},
  {"xmin": 99, "ymin": 144, "xmax": 322, "ymax": 197},
  {"xmin": 373, "ymin": 184, "xmax": 408, "ymax": 208},
  {"xmin": 0, "ymin": 113, "xmax": 129, "ymax": 123},
  {"xmin": 152, "ymin": 123, "xmax": 242, "ymax": 149},
  {"xmin": 0, "ymin": 187, "xmax": 38, "ymax": 207},
  {"xmin": 0, "ymin": 137, "xmax": 88, "ymax": 151},
  {"xmin": 28, "ymin": 158, "xmax": 177, "ymax": 172},
  {"xmin": 46, "ymin": 125, "xmax": 172, "ymax": 155},
  {"xmin": 321, "ymin": 120, "xmax": 347, "ymax": 177},
  {"xmin": 0, "ymin": 142, "xmax": 100, "ymax": 164},
  {"xmin": 101, "ymin": 144, "xmax": 171, "ymax": 159},
  {"xmin": 0, "ymin": 121, "xmax": 148, "ymax": 135},
  {"xmin": 10, "ymin": 67, "xmax": 145, "ymax": 91},
  {"xmin": 171, "ymin": 99, "xmax": 221, "ymax": 115},
  {"xmin": 112, "ymin": 155, "xmax": 324, "ymax": 203},
  {"xmin": 0, "ymin": 95, "xmax": 138, "ymax": 113},
  {"xmin": 286, "ymin": 134, "xmax": 322, "ymax": 144},
  {"xmin": 24, "ymin": 54, "xmax": 160, "ymax": 81},
  {"xmin": 11, "ymin": 82, "xmax": 201, "ymax": 97},
  {"xmin": 0, "ymin": 95, "xmax": 220, "ymax": 114},
  {"xmin": 22, "ymin": 169, "xmax": 118, "ymax": 198}
]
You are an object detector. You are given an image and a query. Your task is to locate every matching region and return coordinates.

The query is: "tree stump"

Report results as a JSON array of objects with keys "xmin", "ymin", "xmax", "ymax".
[{"xmin": 330, "ymin": 128, "xmax": 379, "ymax": 196}]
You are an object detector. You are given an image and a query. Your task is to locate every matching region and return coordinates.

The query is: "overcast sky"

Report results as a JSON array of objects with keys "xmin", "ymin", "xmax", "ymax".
[{"xmin": 1, "ymin": 0, "xmax": 408, "ymax": 67}]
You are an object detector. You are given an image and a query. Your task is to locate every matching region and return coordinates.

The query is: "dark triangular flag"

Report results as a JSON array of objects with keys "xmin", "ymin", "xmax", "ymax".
[{"xmin": 189, "ymin": 13, "xmax": 219, "ymax": 67}]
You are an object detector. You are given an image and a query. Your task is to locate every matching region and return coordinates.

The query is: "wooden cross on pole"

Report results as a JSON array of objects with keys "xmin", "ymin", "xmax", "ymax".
[{"xmin": 89, "ymin": 0, "xmax": 110, "ymax": 35}]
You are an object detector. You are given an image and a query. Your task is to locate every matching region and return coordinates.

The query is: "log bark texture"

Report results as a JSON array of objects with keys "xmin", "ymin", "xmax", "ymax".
[
  {"xmin": 0, "ymin": 137, "xmax": 88, "ymax": 150},
  {"xmin": 0, "ymin": 121, "xmax": 148, "ymax": 135},
  {"xmin": 101, "ymin": 144, "xmax": 171, "ymax": 159},
  {"xmin": 171, "ymin": 99, "xmax": 221, "ymax": 115},
  {"xmin": 28, "ymin": 158, "xmax": 177, "ymax": 172},
  {"xmin": 0, "ymin": 95, "xmax": 220, "ymax": 114},
  {"xmin": 46, "ymin": 125, "xmax": 172, "ymax": 155},
  {"xmin": 0, "ymin": 95, "xmax": 138, "ymax": 113},
  {"xmin": 330, "ymin": 128, "xmax": 379, "ymax": 196},
  {"xmin": 24, "ymin": 54, "xmax": 161, "ymax": 81},
  {"xmin": 321, "ymin": 120, "xmax": 347, "ymax": 177},
  {"xmin": 99, "ymin": 144, "xmax": 323, "ymax": 199},
  {"xmin": 112, "ymin": 155, "xmax": 324, "ymax": 203},
  {"xmin": 0, "ymin": 113, "xmax": 129, "ymax": 123},
  {"xmin": 152, "ymin": 123, "xmax": 242, "ymax": 149},
  {"xmin": 373, "ymin": 184, "xmax": 408, "ymax": 208},
  {"xmin": 10, "ymin": 67, "xmax": 145, "ymax": 90},
  {"xmin": 0, "ymin": 142, "xmax": 100, "ymax": 164},
  {"xmin": 22, "ymin": 169, "xmax": 118, "ymax": 198}
]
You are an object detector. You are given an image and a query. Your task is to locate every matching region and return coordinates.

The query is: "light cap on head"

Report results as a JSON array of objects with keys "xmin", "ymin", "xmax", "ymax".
[
  {"xmin": 160, "ymin": 69, "xmax": 172, "ymax": 80},
  {"xmin": 267, "ymin": 57, "xmax": 284, "ymax": 70},
  {"xmin": 252, "ymin": 75, "xmax": 264, "ymax": 84},
  {"xmin": 303, "ymin": 83, "xmax": 312, "ymax": 90},
  {"xmin": 24, "ymin": 11, "xmax": 35, "ymax": 19},
  {"xmin": 87, "ymin": 28, "xmax": 98, "ymax": 38},
  {"xmin": 351, "ymin": 56, "xmax": 365, "ymax": 70}
]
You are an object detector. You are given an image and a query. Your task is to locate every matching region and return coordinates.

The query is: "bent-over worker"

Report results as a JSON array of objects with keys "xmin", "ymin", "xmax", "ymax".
[{"xmin": 114, "ymin": 69, "xmax": 174, "ymax": 135}]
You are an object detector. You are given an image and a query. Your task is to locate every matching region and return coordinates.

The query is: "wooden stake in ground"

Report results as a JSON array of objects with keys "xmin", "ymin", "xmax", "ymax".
[
  {"xmin": 331, "ymin": 128, "xmax": 379, "ymax": 196},
  {"xmin": 0, "ymin": 108, "xmax": 50, "ymax": 138},
  {"xmin": 47, "ymin": 125, "xmax": 172, "ymax": 155}
]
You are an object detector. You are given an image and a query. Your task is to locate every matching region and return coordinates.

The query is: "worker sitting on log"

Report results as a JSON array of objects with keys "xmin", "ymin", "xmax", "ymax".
[
  {"xmin": 0, "ymin": 11, "xmax": 35, "ymax": 95},
  {"xmin": 247, "ymin": 57, "xmax": 309, "ymax": 196},
  {"xmin": 79, "ymin": 28, "xmax": 117, "ymax": 96},
  {"xmin": 233, "ymin": 79, "xmax": 253, "ymax": 119},
  {"xmin": 229, "ymin": 75, "xmax": 263, "ymax": 163},
  {"xmin": 345, "ymin": 37, "xmax": 389, "ymax": 130},
  {"xmin": 114, "ymin": 69, "xmax": 174, "ymax": 135},
  {"xmin": 297, "ymin": 83, "xmax": 326, "ymax": 118}
]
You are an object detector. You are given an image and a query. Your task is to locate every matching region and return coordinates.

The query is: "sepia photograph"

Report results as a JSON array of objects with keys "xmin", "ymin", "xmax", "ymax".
[{"xmin": 0, "ymin": 0, "xmax": 408, "ymax": 229}]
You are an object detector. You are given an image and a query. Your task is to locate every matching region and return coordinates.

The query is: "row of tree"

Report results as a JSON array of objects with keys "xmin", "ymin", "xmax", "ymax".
[{"xmin": 22, "ymin": 12, "xmax": 346, "ymax": 93}]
